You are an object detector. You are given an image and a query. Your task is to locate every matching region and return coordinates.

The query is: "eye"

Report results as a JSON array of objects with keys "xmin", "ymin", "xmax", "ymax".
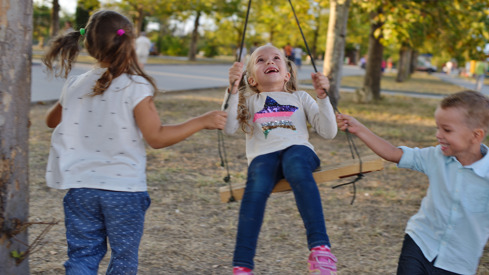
[
  {"xmin": 274, "ymin": 56, "xmax": 281, "ymax": 60},
  {"xmin": 257, "ymin": 58, "xmax": 264, "ymax": 63},
  {"xmin": 436, "ymin": 125, "xmax": 451, "ymax": 133},
  {"xmin": 438, "ymin": 126, "xmax": 451, "ymax": 133}
]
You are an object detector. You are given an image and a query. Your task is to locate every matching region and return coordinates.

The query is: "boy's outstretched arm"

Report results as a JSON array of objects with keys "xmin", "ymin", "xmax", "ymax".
[
  {"xmin": 336, "ymin": 113, "xmax": 403, "ymax": 163},
  {"xmin": 134, "ymin": 96, "xmax": 227, "ymax": 149}
]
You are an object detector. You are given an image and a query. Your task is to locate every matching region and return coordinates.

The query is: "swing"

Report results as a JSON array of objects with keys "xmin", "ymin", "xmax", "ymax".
[
  {"xmin": 218, "ymin": 0, "xmax": 384, "ymax": 204},
  {"xmin": 219, "ymin": 155, "xmax": 384, "ymax": 203}
]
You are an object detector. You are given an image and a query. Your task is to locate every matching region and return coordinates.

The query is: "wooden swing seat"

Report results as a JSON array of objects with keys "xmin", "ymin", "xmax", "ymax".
[{"xmin": 219, "ymin": 155, "xmax": 384, "ymax": 203}]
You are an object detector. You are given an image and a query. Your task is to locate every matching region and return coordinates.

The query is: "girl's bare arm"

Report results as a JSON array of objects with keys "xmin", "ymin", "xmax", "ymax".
[
  {"xmin": 134, "ymin": 96, "xmax": 227, "ymax": 149},
  {"xmin": 46, "ymin": 101, "xmax": 62, "ymax": 128}
]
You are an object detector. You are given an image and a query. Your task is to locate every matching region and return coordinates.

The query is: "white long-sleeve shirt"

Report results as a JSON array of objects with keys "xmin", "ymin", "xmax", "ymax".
[{"xmin": 223, "ymin": 90, "xmax": 337, "ymax": 164}]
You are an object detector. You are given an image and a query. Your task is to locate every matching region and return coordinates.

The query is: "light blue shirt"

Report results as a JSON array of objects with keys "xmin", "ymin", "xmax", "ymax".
[{"xmin": 398, "ymin": 144, "xmax": 489, "ymax": 274}]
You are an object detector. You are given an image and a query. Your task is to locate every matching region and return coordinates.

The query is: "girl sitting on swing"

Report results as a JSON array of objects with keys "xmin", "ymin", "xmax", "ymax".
[{"xmin": 224, "ymin": 44, "xmax": 338, "ymax": 275}]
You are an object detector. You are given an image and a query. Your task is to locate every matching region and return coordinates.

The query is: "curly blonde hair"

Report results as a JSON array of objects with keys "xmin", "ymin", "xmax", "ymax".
[{"xmin": 236, "ymin": 45, "xmax": 299, "ymax": 133}]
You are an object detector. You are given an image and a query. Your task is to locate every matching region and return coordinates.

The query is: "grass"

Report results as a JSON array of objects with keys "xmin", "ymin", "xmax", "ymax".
[
  {"xmin": 341, "ymin": 72, "xmax": 463, "ymax": 94},
  {"xmin": 28, "ymin": 86, "xmax": 489, "ymax": 274},
  {"xmin": 301, "ymin": 71, "xmax": 472, "ymax": 95}
]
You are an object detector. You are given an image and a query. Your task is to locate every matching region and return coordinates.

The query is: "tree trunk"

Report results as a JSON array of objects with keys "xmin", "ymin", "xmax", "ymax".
[
  {"xmin": 188, "ymin": 11, "xmax": 201, "ymax": 61},
  {"xmin": 311, "ymin": 7, "xmax": 322, "ymax": 59},
  {"xmin": 356, "ymin": 7, "xmax": 384, "ymax": 103},
  {"xmin": 410, "ymin": 50, "xmax": 418, "ymax": 74},
  {"xmin": 0, "ymin": 0, "xmax": 32, "ymax": 273},
  {"xmin": 269, "ymin": 25, "xmax": 275, "ymax": 44},
  {"xmin": 323, "ymin": 0, "xmax": 351, "ymax": 108},
  {"xmin": 51, "ymin": 0, "xmax": 60, "ymax": 37},
  {"xmin": 135, "ymin": 5, "xmax": 144, "ymax": 37},
  {"xmin": 234, "ymin": 25, "xmax": 242, "ymax": 58},
  {"xmin": 396, "ymin": 44, "xmax": 412, "ymax": 82},
  {"xmin": 361, "ymin": 11, "xmax": 384, "ymax": 102}
]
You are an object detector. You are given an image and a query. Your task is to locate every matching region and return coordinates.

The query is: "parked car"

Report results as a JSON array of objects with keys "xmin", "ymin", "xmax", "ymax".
[
  {"xmin": 416, "ymin": 55, "xmax": 437, "ymax": 73},
  {"xmin": 416, "ymin": 63, "xmax": 437, "ymax": 73}
]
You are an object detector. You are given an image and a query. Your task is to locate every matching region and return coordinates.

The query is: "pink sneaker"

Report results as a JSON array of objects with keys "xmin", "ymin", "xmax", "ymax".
[
  {"xmin": 308, "ymin": 247, "xmax": 337, "ymax": 275},
  {"xmin": 233, "ymin": 266, "xmax": 254, "ymax": 275}
]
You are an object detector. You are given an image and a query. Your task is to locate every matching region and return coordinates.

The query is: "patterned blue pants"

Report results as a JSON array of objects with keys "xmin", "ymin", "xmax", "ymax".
[{"xmin": 63, "ymin": 188, "xmax": 151, "ymax": 275}]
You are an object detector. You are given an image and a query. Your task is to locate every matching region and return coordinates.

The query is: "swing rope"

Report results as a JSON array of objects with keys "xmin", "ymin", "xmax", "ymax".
[
  {"xmin": 223, "ymin": 0, "xmax": 252, "ymax": 111},
  {"xmin": 217, "ymin": 129, "xmax": 232, "ymax": 200},
  {"xmin": 287, "ymin": 0, "xmax": 363, "ymax": 204},
  {"xmin": 218, "ymin": 0, "xmax": 253, "ymax": 203}
]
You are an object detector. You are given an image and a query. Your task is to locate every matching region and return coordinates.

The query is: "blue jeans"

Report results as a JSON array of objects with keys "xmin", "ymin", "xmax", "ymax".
[
  {"xmin": 63, "ymin": 188, "xmax": 151, "ymax": 275},
  {"xmin": 233, "ymin": 145, "xmax": 330, "ymax": 269},
  {"xmin": 397, "ymin": 234, "xmax": 460, "ymax": 275}
]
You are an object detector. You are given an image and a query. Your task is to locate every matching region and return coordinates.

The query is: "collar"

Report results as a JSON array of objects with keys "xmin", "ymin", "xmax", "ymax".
[{"xmin": 464, "ymin": 144, "xmax": 489, "ymax": 178}]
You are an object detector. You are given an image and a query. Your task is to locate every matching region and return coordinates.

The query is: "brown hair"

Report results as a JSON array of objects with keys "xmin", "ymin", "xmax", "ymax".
[
  {"xmin": 236, "ymin": 45, "xmax": 298, "ymax": 133},
  {"xmin": 440, "ymin": 90, "xmax": 489, "ymax": 134},
  {"xmin": 42, "ymin": 10, "xmax": 157, "ymax": 95}
]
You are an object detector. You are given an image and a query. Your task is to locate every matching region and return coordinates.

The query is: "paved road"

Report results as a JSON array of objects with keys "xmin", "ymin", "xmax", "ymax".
[
  {"xmin": 434, "ymin": 72, "xmax": 489, "ymax": 96},
  {"xmin": 31, "ymin": 60, "xmax": 487, "ymax": 103},
  {"xmin": 31, "ymin": 61, "xmax": 364, "ymax": 103}
]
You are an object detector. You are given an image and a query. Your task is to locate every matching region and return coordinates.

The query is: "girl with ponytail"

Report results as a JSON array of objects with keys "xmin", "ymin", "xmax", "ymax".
[{"xmin": 42, "ymin": 10, "xmax": 227, "ymax": 274}]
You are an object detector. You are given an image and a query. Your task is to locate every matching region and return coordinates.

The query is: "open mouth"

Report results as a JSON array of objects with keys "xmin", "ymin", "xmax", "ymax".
[
  {"xmin": 439, "ymin": 142, "xmax": 449, "ymax": 151},
  {"xmin": 265, "ymin": 67, "xmax": 279, "ymax": 74}
]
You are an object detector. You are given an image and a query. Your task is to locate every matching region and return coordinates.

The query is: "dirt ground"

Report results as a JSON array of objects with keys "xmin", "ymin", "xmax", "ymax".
[{"xmin": 27, "ymin": 89, "xmax": 489, "ymax": 274}]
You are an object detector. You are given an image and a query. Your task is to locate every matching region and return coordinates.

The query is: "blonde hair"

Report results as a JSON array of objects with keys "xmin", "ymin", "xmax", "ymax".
[
  {"xmin": 236, "ymin": 45, "xmax": 299, "ymax": 133},
  {"xmin": 440, "ymin": 90, "xmax": 489, "ymax": 135},
  {"xmin": 42, "ymin": 10, "xmax": 157, "ymax": 96}
]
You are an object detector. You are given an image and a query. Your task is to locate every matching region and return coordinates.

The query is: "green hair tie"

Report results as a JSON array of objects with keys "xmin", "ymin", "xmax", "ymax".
[{"xmin": 79, "ymin": 28, "xmax": 86, "ymax": 36}]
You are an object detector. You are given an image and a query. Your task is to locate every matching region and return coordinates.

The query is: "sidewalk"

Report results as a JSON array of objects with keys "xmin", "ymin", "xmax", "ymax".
[
  {"xmin": 30, "ymin": 60, "xmax": 333, "ymax": 103},
  {"xmin": 31, "ymin": 60, "xmax": 488, "ymax": 103},
  {"xmin": 434, "ymin": 72, "xmax": 489, "ymax": 96}
]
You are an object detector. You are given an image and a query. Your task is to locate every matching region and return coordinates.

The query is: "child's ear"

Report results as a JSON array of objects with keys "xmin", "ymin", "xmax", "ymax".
[
  {"xmin": 285, "ymin": 72, "xmax": 291, "ymax": 82},
  {"xmin": 473, "ymin": 128, "xmax": 486, "ymax": 143},
  {"xmin": 248, "ymin": 77, "xmax": 257, "ymax": 87}
]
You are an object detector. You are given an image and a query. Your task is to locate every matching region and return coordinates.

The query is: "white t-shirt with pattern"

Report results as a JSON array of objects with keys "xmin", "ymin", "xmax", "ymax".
[{"xmin": 46, "ymin": 68, "xmax": 154, "ymax": 192}]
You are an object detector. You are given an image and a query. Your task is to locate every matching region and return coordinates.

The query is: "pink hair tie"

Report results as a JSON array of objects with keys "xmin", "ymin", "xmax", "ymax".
[{"xmin": 116, "ymin": 29, "xmax": 125, "ymax": 36}]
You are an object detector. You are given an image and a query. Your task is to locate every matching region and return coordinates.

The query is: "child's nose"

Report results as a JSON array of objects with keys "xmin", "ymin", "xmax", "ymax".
[{"xmin": 435, "ymin": 129, "xmax": 442, "ymax": 139}]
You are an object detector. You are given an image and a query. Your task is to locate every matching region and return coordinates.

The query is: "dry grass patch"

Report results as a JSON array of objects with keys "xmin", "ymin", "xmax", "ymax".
[
  {"xmin": 28, "ymin": 89, "xmax": 489, "ymax": 274},
  {"xmin": 339, "ymin": 72, "xmax": 463, "ymax": 95}
]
